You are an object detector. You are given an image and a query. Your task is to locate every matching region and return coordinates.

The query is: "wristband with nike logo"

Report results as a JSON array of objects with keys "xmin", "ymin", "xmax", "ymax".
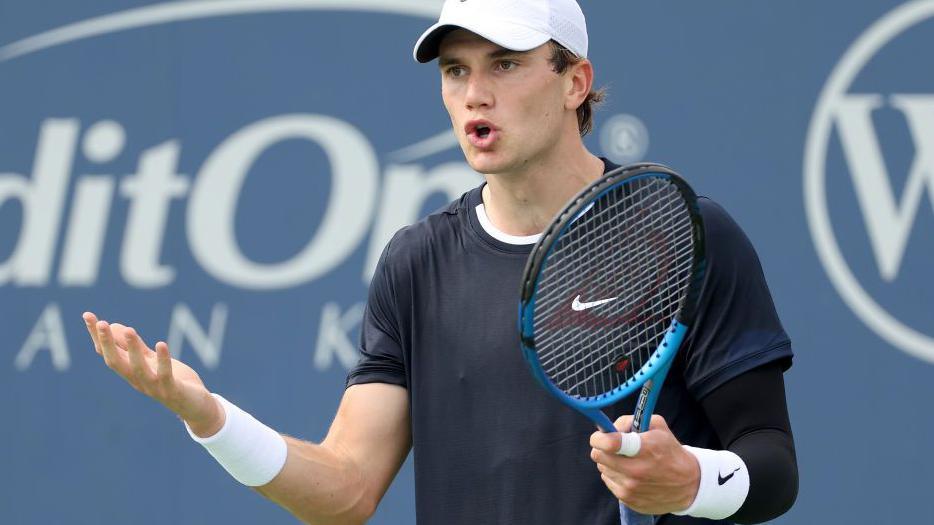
[{"xmin": 672, "ymin": 445, "xmax": 750, "ymax": 520}]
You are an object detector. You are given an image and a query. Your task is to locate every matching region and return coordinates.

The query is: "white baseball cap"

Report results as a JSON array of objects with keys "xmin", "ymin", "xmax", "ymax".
[{"xmin": 413, "ymin": 0, "xmax": 588, "ymax": 63}]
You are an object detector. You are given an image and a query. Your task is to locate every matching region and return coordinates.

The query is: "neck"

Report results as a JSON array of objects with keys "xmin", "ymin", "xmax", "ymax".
[{"xmin": 481, "ymin": 134, "xmax": 604, "ymax": 236}]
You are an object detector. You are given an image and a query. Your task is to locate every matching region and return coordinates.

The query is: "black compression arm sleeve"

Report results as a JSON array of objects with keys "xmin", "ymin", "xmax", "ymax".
[{"xmin": 699, "ymin": 362, "xmax": 798, "ymax": 524}]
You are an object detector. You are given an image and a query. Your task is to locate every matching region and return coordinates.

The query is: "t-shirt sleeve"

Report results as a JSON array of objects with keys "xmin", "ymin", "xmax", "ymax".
[
  {"xmin": 345, "ymin": 239, "xmax": 407, "ymax": 388},
  {"xmin": 681, "ymin": 198, "xmax": 793, "ymax": 400}
]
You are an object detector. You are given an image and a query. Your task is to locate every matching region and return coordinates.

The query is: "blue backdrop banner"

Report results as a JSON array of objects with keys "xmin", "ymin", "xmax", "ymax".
[{"xmin": 2, "ymin": 1, "xmax": 933, "ymax": 523}]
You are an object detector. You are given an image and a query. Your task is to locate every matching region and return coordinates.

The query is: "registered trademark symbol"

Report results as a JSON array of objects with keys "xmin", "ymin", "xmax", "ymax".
[{"xmin": 599, "ymin": 113, "xmax": 649, "ymax": 165}]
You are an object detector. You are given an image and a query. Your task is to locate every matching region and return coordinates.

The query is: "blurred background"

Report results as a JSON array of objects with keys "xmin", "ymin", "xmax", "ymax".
[{"xmin": 2, "ymin": 0, "xmax": 933, "ymax": 523}]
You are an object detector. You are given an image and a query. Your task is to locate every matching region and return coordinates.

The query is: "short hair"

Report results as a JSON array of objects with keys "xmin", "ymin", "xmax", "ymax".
[{"xmin": 547, "ymin": 41, "xmax": 606, "ymax": 137}]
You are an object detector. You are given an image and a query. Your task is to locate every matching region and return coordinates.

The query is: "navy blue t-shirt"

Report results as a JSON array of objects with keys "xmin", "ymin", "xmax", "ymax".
[{"xmin": 347, "ymin": 163, "xmax": 793, "ymax": 525}]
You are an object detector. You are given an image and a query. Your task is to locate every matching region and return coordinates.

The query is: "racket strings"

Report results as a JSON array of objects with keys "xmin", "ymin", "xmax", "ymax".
[
  {"xmin": 541, "ymin": 228, "xmax": 688, "ymax": 394},
  {"xmin": 542, "ymin": 252, "xmax": 693, "ymax": 373},
  {"xmin": 556, "ymin": 258, "xmax": 694, "ymax": 396},
  {"xmin": 535, "ymin": 187, "xmax": 687, "ymax": 350},
  {"xmin": 537, "ymin": 181, "xmax": 670, "ymax": 273},
  {"xmin": 533, "ymin": 182, "xmax": 677, "ymax": 331},
  {"xmin": 541, "ymin": 254, "xmax": 692, "ymax": 397},
  {"xmin": 532, "ymin": 177, "xmax": 696, "ymax": 399},
  {"xmin": 535, "ymin": 183, "xmax": 678, "ymax": 317}
]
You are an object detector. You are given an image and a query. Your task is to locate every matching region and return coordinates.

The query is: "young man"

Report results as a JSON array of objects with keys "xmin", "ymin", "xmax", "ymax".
[{"xmin": 84, "ymin": 1, "xmax": 797, "ymax": 523}]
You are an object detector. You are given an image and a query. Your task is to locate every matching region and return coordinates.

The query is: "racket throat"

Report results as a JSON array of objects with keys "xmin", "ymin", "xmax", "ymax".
[
  {"xmin": 631, "ymin": 380, "xmax": 654, "ymax": 432},
  {"xmin": 629, "ymin": 357, "xmax": 675, "ymax": 433}
]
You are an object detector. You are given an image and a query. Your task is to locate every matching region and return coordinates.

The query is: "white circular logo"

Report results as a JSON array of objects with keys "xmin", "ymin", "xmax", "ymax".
[
  {"xmin": 804, "ymin": 0, "xmax": 934, "ymax": 363},
  {"xmin": 600, "ymin": 113, "xmax": 649, "ymax": 165}
]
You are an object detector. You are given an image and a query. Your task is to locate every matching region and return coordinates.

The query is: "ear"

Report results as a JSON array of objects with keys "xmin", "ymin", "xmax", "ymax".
[{"xmin": 564, "ymin": 59, "xmax": 594, "ymax": 111}]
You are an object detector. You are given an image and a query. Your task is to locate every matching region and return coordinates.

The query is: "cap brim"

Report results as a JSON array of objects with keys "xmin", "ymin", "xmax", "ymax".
[
  {"xmin": 413, "ymin": 23, "xmax": 459, "ymax": 63},
  {"xmin": 413, "ymin": 20, "xmax": 551, "ymax": 63}
]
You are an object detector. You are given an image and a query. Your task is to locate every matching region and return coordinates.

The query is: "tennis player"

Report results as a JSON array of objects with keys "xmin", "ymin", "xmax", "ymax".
[{"xmin": 84, "ymin": 0, "xmax": 798, "ymax": 523}]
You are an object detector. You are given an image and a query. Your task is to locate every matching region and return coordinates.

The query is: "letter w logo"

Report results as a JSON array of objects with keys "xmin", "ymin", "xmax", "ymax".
[{"xmin": 834, "ymin": 94, "xmax": 934, "ymax": 281}]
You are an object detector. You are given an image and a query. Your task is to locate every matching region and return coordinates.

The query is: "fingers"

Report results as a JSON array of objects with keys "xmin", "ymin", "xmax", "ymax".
[
  {"xmin": 84, "ymin": 313, "xmax": 130, "ymax": 355},
  {"xmin": 109, "ymin": 323, "xmax": 130, "ymax": 349},
  {"xmin": 154, "ymin": 341, "xmax": 174, "ymax": 387},
  {"xmin": 592, "ymin": 448, "xmax": 651, "ymax": 510},
  {"xmin": 591, "ymin": 447, "xmax": 613, "ymax": 466},
  {"xmin": 125, "ymin": 328, "xmax": 157, "ymax": 384},
  {"xmin": 95, "ymin": 319, "xmax": 131, "ymax": 376},
  {"xmin": 613, "ymin": 414, "xmax": 668, "ymax": 432},
  {"xmin": 87, "ymin": 314, "xmax": 160, "ymax": 392},
  {"xmin": 601, "ymin": 472, "xmax": 626, "ymax": 499},
  {"xmin": 590, "ymin": 422, "xmax": 641, "ymax": 456},
  {"xmin": 600, "ymin": 469, "xmax": 645, "ymax": 510},
  {"xmin": 590, "ymin": 429, "xmax": 621, "ymax": 452},
  {"xmin": 606, "ymin": 473, "xmax": 654, "ymax": 515},
  {"xmin": 592, "ymin": 414, "xmax": 687, "ymax": 515},
  {"xmin": 82, "ymin": 312, "xmax": 102, "ymax": 355}
]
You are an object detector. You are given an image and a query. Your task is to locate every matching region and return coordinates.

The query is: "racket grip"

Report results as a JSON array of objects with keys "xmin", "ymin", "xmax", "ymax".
[{"xmin": 620, "ymin": 503, "xmax": 655, "ymax": 525}]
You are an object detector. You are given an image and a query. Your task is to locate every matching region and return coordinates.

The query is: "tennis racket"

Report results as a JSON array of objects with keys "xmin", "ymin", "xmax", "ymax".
[{"xmin": 518, "ymin": 163, "xmax": 706, "ymax": 524}]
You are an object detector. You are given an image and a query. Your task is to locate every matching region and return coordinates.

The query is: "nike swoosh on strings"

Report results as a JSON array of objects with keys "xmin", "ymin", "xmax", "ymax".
[{"xmin": 571, "ymin": 295, "xmax": 618, "ymax": 311}]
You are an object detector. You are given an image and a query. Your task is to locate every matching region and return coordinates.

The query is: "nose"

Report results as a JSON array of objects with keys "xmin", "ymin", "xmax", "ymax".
[{"xmin": 464, "ymin": 71, "xmax": 493, "ymax": 111}]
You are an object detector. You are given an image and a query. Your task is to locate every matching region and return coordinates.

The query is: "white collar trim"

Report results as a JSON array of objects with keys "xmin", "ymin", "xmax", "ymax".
[{"xmin": 474, "ymin": 203, "xmax": 541, "ymax": 245}]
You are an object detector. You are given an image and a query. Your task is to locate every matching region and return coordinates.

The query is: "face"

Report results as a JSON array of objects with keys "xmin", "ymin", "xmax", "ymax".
[{"xmin": 437, "ymin": 30, "xmax": 572, "ymax": 175}]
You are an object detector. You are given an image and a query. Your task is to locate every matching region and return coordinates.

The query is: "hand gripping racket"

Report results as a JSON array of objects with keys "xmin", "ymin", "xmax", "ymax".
[{"xmin": 518, "ymin": 164, "xmax": 706, "ymax": 524}]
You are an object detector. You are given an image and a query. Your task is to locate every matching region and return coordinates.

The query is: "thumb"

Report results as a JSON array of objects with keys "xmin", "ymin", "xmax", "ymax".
[
  {"xmin": 613, "ymin": 414, "xmax": 635, "ymax": 432},
  {"xmin": 647, "ymin": 414, "xmax": 670, "ymax": 432}
]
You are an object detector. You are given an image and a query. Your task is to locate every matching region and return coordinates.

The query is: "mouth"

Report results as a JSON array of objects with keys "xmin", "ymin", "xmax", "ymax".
[
  {"xmin": 465, "ymin": 120, "xmax": 498, "ymax": 148},
  {"xmin": 466, "ymin": 120, "xmax": 495, "ymax": 138}
]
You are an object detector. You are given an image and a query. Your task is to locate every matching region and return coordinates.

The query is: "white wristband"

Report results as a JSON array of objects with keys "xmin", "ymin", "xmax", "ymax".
[
  {"xmin": 185, "ymin": 393, "xmax": 288, "ymax": 487},
  {"xmin": 673, "ymin": 445, "xmax": 749, "ymax": 520}
]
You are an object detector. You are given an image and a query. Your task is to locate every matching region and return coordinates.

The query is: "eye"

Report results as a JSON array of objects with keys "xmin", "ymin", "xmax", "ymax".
[
  {"xmin": 445, "ymin": 65, "xmax": 467, "ymax": 78},
  {"xmin": 497, "ymin": 60, "xmax": 518, "ymax": 72}
]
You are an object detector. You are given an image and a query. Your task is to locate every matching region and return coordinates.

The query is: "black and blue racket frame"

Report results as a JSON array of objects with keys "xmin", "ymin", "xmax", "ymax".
[{"xmin": 519, "ymin": 163, "xmax": 707, "ymax": 435}]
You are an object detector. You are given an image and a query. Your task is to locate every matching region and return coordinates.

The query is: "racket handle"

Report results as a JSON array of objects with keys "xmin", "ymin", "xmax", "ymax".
[
  {"xmin": 619, "ymin": 399, "xmax": 652, "ymax": 523},
  {"xmin": 620, "ymin": 503, "xmax": 655, "ymax": 525}
]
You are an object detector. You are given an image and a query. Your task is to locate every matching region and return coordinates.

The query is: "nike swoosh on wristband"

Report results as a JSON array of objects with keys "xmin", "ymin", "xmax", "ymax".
[
  {"xmin": 571, "ymin": 295, "xmax": 618, "ymax": 311},
  {"xmin": 717, "ymin": 467, "xmax": 741, "ymax": 485}
]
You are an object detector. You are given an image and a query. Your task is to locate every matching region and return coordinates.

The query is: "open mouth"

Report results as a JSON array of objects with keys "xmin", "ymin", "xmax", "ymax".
[
  {"xmin": 466, "ymin": 120, "xmax": 497, "ymax": 148},
  {"xmin": 467, "ymin": 120, "xmax": 495, "ymax": 139}
]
